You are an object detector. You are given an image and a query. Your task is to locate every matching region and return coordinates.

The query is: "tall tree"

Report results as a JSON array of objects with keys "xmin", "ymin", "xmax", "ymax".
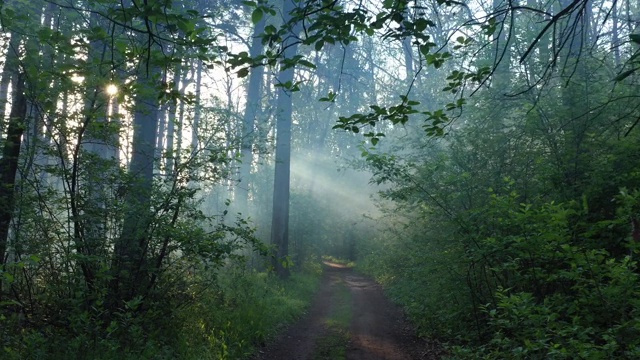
[
  {"xmin": 0, "ymin": 73, "xmax": 26, "ymax": 272},
  {"xmin": 271, "ymin": 0, "xmax": 301, "ymax": 278},
  {"xmin": 111, "ymin": 58, "xmax": 161, "ymax": 304},
  {"xmin": 237, "ymin": 14, "xmax": 267, "ymax": 212}
]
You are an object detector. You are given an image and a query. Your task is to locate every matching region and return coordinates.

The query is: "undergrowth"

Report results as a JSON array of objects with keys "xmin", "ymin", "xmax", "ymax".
[
  {"xmin": 1, "ymin": 261, "xmax": 322, "ymax": 360},
  {"xmin": 175, "ymin": 261, "xmax": 322, "ymax": 359},
  {"xmin": 358, "ymin": 188, "xmax": 640, "ymax": 359}
]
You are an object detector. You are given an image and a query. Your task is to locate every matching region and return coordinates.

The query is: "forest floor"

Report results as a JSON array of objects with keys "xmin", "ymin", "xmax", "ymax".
[{"xmin": 251, "ymin": 261, "xmax": 446, "ymax": 360}]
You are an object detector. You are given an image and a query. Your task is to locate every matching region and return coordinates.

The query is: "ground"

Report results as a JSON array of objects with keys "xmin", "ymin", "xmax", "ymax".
[{"xmin": 252, "ymin": 262, "xmax": 445, "ymax": 360}]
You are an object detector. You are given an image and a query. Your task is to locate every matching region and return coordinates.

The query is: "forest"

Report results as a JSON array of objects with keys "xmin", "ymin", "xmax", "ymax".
[{"xmin": 1, "ymin": 0, "xmax": 639, "ymax": 358}]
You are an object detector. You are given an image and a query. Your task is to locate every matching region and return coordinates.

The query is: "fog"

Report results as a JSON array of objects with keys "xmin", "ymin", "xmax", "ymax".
[{"xmin": 291, "ymin": 153, "xmax": 379, "ymax": 218}]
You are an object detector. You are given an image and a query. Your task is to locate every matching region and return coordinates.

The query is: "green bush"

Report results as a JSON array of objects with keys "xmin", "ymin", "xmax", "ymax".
[
  {"xmin": 357, "ymin": 217, "xmax": 472, "ymax": 340},
  {"xmin": 450, "ymin": 189, "xmax": 640, "ymax": 359},
  {"xmin": 358, "ymin": 186, "xmax": 640, "ymax": 359}
]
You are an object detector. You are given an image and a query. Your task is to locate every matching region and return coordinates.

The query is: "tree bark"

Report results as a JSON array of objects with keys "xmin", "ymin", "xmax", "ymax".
[
  {"xmin": 0, "ymin": 33, "xmax": 21, "ymax": 138},
  {"xmin": 0, "ymin": 73, "xmax": 27, "ymax": 269},
  {"xmin": 111, "ymin": 66, "xmax": 160, "ymax": 304},
  {"xmin": 271, "ymin": 0, "xmax": 300, "ymax": 278},
  {"xmin": 237, "ymin": 15, "xmax": 266, "ymax": 212},
  {"xmin": 190, "ymin": 59, "xmax": 203, "ymax": 157},
  {"xmin": 492, "ymin": 0, "xmax": 510, "ymax": 91},
  {"xmin": 165, "ymin": 66, "xmax": 181, "ymax": 176},
  {"xmin": 612, "ymin": 0, "xmax": 620, "ymax": 66}
]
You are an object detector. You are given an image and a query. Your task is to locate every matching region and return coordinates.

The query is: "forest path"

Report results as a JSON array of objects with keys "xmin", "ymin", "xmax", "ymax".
[{"xmin": 252, "ymin": 262, "xmax": 444, "ymax": 360}]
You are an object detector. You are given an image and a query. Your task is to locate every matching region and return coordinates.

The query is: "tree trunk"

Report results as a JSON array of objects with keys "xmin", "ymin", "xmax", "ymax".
[
  {"xmin": 612, "ymin": 0, "xmax": 620, "ymax": 66},
  {"xmin": 492, "ymin": 0, "xmax": 510, "ymax": 91},
  {"xmin": 191, "ymin": 59, "xmax": 203, "ymax": 157},
  {"xmin": 0, "ymin": 33, "xmax": 21, "ymax": 138},
  {"xmin": 0, "ymin": 73, "xmax": 27, "ymax": 270},
  {"xmin": 156, "ymin": 104, "xmax": 167, "ymax": 168},
  {"xmin": 111, "ymin": 65, "xmax": 159, "ymax": 304},
  {"xmin": 165, "ymin": 66, "xmax": 181, "ymax": 176},
  {"xmin": 401, "ymin": 5, "xmax": 413, "ymax": 85},
  {"xmin": 237, "ymin": 15, "xmax": 266, "ymax": 212},
  {"xmin": 271, "ymin": 0, "xmax": 300, "ymax": 278}
]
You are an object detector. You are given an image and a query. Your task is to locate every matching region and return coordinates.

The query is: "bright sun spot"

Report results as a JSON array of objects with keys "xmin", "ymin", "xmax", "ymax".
[
  {"xmin": 106, "ymin": 84, "xmax": 118, "ymax": 96},
  {"xmin": 70, "ymin": 74, "xmax": 85, "ymax": 83}
]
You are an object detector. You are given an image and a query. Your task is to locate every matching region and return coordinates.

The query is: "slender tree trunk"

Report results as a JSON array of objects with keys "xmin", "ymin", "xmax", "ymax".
[
  {"xmin": 191, "ymin": 59, "xmax": 203, "ymax": 157},
  {"xmin": 156, "ymin": 105, "xmax": 167, "ymax": 168},
  {"xmin": 612, "ymin": 1, "xmax": 621, "ymax": 66},
  {"xmin": 109, "ymin": 94, "xmax": 121, "ymax": 162},
  {"xmin": 0, "ymin": 33, "xmax": 21, "ymax": 137},
  {"xmin": 0, "ymin": 73, "xmax": 27, "ymax": 270},
  {"xmin": 237, "ymin": 15, "xmax": 266, "ymax": 212},
  {"xmin": 165, "ymin": 66, "xmax": 181, "ymax": 176},
  {"xmin": 177, "ymin": 81, "xmax": 186, "ymax": 160},
  {"xmin": 492, "ymin": 0, "xmax": 510, "ymax": 91},
  {"xmin": 271, "ymin": 0, "xmax": 300, "ymax": 278},
  {"xmin": 401, "ymin": 3, "xmax": 414, "ymax": 85},
  {"xmin": 402, "ymin": 37, "xmax": 413, "ymax": 83}
]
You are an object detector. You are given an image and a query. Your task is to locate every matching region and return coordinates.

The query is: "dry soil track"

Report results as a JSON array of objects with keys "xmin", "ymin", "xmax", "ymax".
[{"xmin": 252, "ymin": 262, "xmax": 445, "ymax": 360}]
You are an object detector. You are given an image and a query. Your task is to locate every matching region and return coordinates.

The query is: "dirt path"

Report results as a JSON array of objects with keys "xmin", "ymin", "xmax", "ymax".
[{"xmin": 252, "ymin": 262, "xmax": 444, "ymax": 360}]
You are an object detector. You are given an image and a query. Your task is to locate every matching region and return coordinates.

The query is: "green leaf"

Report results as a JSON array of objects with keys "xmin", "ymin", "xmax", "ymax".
[
  {"xmin": 298, "ymin": 59, "xmax": 317, "ymax": 69},
  {"xmin": 237, "ymin": 67, "xmax": 250, "ymax": 78},
  {"xmin": 177, "ymin": 19, "xmax": 196, "ymax": 33},
  {"xmin": 414, "ymin": 18, "xmax": 430, "ymax": 32},
  {"xmin": 630, "ymin": 33, "xmax": 640, "ymax": 44},
  {"xmin": 251, "ymin": 8, "xmax": 263, "ymax": 24}
]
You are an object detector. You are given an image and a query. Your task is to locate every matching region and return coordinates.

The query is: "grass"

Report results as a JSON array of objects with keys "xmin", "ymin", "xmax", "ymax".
[{"xmin": 176, "ymin": 264, "xmax": 323, "ymax": 359}]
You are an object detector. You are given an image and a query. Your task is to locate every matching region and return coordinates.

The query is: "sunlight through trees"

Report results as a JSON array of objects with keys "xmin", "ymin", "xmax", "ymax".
[{"xmin": 1, "ymin": 0, "xmax": 639, "ymax": 358}]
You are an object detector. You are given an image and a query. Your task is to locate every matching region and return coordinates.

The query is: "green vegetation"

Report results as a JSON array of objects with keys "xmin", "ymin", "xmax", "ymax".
[
  {"xmin": 1, "ymin": 0, "xmax": 639, "ymax": 358},
  {"xmin": 1, "ymin": 260, "xmax": 322, "ymax": 359},
  {"xmin": 357, "ymin": 82, "xmax": 640, "ymax": 357},
  {"xmin": 177, "ymin": 264, "xmax": 322, "ymax": 359}
]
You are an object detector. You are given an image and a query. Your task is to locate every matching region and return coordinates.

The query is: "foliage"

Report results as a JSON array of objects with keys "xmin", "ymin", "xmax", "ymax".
[
  {"xmin": 357, "ymin": 209, "xmax": 470, "ymax": 339},
  {"xmin": 0, "ymin": 186, "xmax": 264, "ymax": 357},
  {"xmin": 354, "ymin": 39, "xmax": 640, "ymax": 356},
  {"xmin": 452, "ymin": 190, "xmax": 640, "ymax": 359},
  {"xmin": 173, "ymin": 263, "xmax": 322, "ymax": 359},
  {"xmin": 0, "ymin": 0, "xmax": 275, "ymax": 356},
  {"xmin": 0, "ymin": 260, "xmax": 321, "ymax": 359},
  {"xmin": 1, "ymin": 0, "xmax": 639, "ymax": 357}
]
